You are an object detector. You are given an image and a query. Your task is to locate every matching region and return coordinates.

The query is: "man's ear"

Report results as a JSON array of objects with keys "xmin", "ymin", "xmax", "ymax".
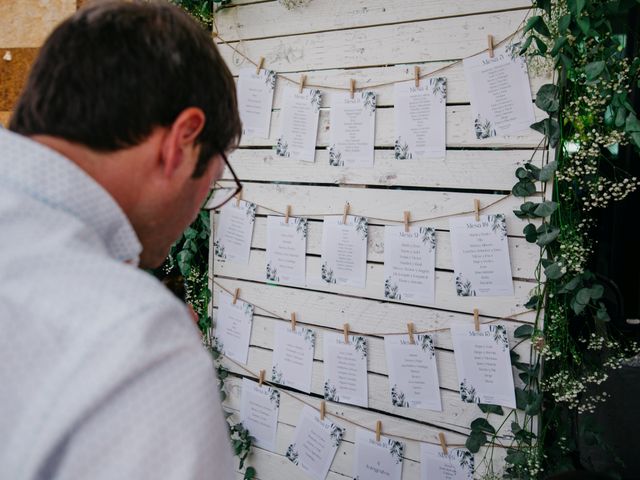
[{"xmin": 161, "ymin": 107, "xmax": 206, "ymax": 178}]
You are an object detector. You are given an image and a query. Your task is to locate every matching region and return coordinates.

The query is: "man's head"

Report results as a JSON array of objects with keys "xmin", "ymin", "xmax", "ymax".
[{"xmin": 9, "ymin": 0, "xmax": 241, "ymax": 267}]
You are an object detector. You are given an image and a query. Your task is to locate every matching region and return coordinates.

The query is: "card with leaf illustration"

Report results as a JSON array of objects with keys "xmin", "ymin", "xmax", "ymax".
[
  {"xmin": 319, "ymin": 215, "xmax": 368, "ymax": 288},
  {"xmin": 265, "ymin": 215, "xmax": 307, "ymax": 287},
  {"xmin": 213, "ymin": 199, "xmax": 256, "ymax": 264},
  {"xmin": 449, "ymin": 214, "xmax": 514, "ymax": 297},
  {"xmin": 451, "ymin": 324, "xmax": 516, "ymax": 408},
  {"xmin": 285, "ymin": 405, "xmax": 344, "ymax": 480},
  {"xmin": 323, "ymin": 331, "xmax": 368, "ymax": 407},
  {"xmin": 240, "ymin": 378, "xmax": 280, "ymax": 451},
  {"xmin": 214, "ymin": 291, "xmax": 253, "ymax": 364},
  {"xmin": 353, "ymin": 428, "xmax": 404, "ymax": 480},
  {"xmin": 420, "ymin": 443, "xmax": 474, "ymax": 480},
  {"xmin": 237, "ymin": 67, "xmax": 276, "ymax": 138},
  {"xmin": 276, "ymin": 86, "xmax": 322, "ymax": 162},
  {"xmin": 383, "ymin": 225, "xmax": 436, "ymax": 306},
  {"xmin": 384, "ymin": 333, "xmax": 442, "ymax": 411},
  {"xmin": 271, "ymin": 322, "xmax": 315, "ymax": 393},
  {"xmin": 393, "ymin": 77, "xmax": 446, "ymax": 160},
  {"xmin": 328, "ymin": 91, "xmax": 376, "ymax": 168},
  {"xmin": 463, "ymin": 43, "xmax": 535, "ymax": 139}
]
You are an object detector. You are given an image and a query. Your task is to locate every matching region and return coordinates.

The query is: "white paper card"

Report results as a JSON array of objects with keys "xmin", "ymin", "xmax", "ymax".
[
  {"xmin": 393, "ymin": 77, "xmax": 446, "ymax": 160},
  {"xmin": 353, "ymin": 428, "xmax": 404, "ymax": 480},
  {"xmin": 237, "ymin": 67, "xmax": 276, "ymax": 138},
  {"xmin": 240, "ymin": 378, "xmax": 280, "ymax": 451},
  {"xmin": 451, "ymin": 324, "xmax": 516, "ymax": 408},
  {"xmin": 449, "ymin": 214, "xmax": 513, "ymax": 297},
  {"xmin": 323, "ymin": 331, "xmax": 368, "ymax": 407},
  {"xmin": 463, "ymin": 43, "xmax": 535, "ymax": 139},
  {"xmin": 320, "ymin": 215, "xmax": 368, "ymax": 288},
  {"xmin": 285, "ymin": 405, "xmax": 345, "ymax": 480},
  {"xmin": 213, "ymin": 199, "xmax": 256, "ymax": 264},
  {"xmin": 276, "ymin": 87, "xmax": 322, "ymax": 162},
  {"xmin": 421, "ymin": 444, "xmax": 474, "ymax": 480},
  {"xmin": 214, "ymin": 292, "xmax": 253, "ymax": 364},
  {"xmin": 383, "ymin": 225, "xmax": 436, "ymax": 305},
  {"xmin": 271, "ymin": 323, "xmax": 315, "ymax": 393},
  {"xmin": 384, "ymin": 334, "xmax": 442, "ymax": 411},
  {"xmin": 328, "ymin": 91, "xmax": 376, "ymax": 168},
  {"xmin": 265, "ymin": 216, "xmax": 308, "ymax": 286}
]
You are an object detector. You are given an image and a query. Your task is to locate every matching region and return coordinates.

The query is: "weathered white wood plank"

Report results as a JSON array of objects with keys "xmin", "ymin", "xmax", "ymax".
[
  {"xmin": 216, "ymin": 0, "xmax": 532, "ymax": 42},
  {"xmin": 216, "ymin": 215, "xmax": 540, "ymax": 279},
  {"xmin": 218, "ymin": 10, "xmax": 528, "ymax": 73},
  {"xmin": 213, "ymin": 182, "xmax": 539, "ymax": 234},
  {"xmin": 212, "ymin": 250, "xmax": 537, "ymax": 318},
  {"xmin": 238, "ymin": 105, "xmax": 546, "ymax": 149},
  {"xmin": 226, "ymin": 149, "xmax": 544, "ymax": 191}
]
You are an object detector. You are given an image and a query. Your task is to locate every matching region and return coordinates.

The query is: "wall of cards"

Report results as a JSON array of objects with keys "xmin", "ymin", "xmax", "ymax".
[{"xmin": 210, "ymin": 1, "xmax": 552, "ymax": 479}]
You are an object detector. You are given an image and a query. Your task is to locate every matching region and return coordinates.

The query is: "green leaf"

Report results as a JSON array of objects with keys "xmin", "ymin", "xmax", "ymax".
[
  {"xmin": 523, "ymin": 223, "xmax": 538, "ymax": 243},
  {"xmin": 524, "ymin": 16, "xmax": 542, "ymax": 34},
  {"xmin": 536, "ymin": 225, "xmax": 560, "ymax": 246},
  {"xmin": 533, "ymin": 35, "xmax": 548, "ymax": 54},
  {"xmin": 544, "ymin": 262, "xmax": 565, "ymax": 280},
  {"xmin": 626, "ymin": 112, "xmax": 640, "ymax": 132},
  {"xmin": 585, "ymin": 60, "xmax": 606, "ymax": 81},
  {"xmin": 506, "ymin": 450, "xmax": 528, "ymax": 466},
  {"xmin": 512, "ymin": 180, "xmax": 536, "ymax": 197},
  {"xmin": 514, "ymin": 324, "xmax": 534, "ymax": 338},
  {"xmin": 515, "ymin": 387, "xmax": 528, "ymax": 410},
  {"xmin": 558, "ymin": 14, "xmax": 572, "ymax": 32},
  {"xmin": 524, "ymin": 296, "xmax": 539, "ymax": 309},
  {"xmin": 466, "ymin": 431, "xmax": 487, "ymax": 453},
  {"xmin": 511, "ymin": 421, "xmax": 523, "ymax": 434},
  {"xmin": 577, "ymin": 15, "xmax": 590, "ymax": 35},
  {"xmin": 519, "ymin": 35, "xmax": 534, "ymax": 55},
  {"xmin": 559, "ymin": 275, "xmax": 581, "ymax": 293},
  {"xmin": 516, "ymin": 167, "xmax": 531, "ymax": 179},
  {"xmin": 596, "ymin": 306, "xmax": 611, "ymax": 322},
  {"xmin": 533, "ymin": 201, "xmax": 558, "ymax": 217},
  {"xmin": 244, "ymin": 467, "xmax": 256, "ymax": 480},
  {"xmin": 539, "ymin": 160, "xmax": 558, "ymax": 181},
  {"xmin": 590, "ymin": 284, "xmax": 604, "ymax": 300},
  {"xmin": 550, "ymin": 36, "xmax": 568, "ymax": 56},
  {"xmin": 470, "ymin": 417, "xmax": 496, "ymax": 434},
  {"xmin": 177, "ymin": 249, "xmax": 194, "ymax": 276},
  {"xmin": 535, "ymin": 84, "xmax": 559, "ymax": 113},
  {"xmin": 525, "ymin": 392, "xmax": 543, "ymax": 415},
  {"xmin": 479, "ymin": 403, "xmax": 505, "ymax": 415}
]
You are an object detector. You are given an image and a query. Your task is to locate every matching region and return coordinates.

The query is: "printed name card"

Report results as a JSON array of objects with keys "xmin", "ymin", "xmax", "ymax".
[
  {"xmin": 276, "ymin": 86, "xmax": 322, "ymax": 162},
  {"xmin": 285, "ymin": 405, "xmax": 345, "ymax": 480},
  {"xmin": 320, "ymin": 215, "xmax": 368, "ymax": 288},
  {"xmin": 214, "ymin": 291, "xmax": 253, "ymax": 364},
  {"xmin": 328, "ymin": 91, "xmax": 376, "ymax": 167},
  {"xmin": 384, "ymin": 333, "xmax": 442, "ymax": 411},
  {"xmin": 271, "ymin": 323, "xmax": 316, "ymax": 393},
  {"xmin": 451, "ymin": 324, "xmax": 516, "ymax": 408},
  {"xmin": 240, "ymin": 378, "xmax": 280, "ymax": 451},
  {"xmin": 323, "ymin": 331, "xmax": 368, "ymax": 407},
  {"xmin": 265, "ymin": 216, "xmax": 308, "ymax": 286},
  {"xmin": 393, "ymin": 77, "xmax": 447, "ymax": 160},
  {"xmin": 353, "ymin": 428, "xmax": 404, "ymax": 480},
  {"xmin": 421, "ymin": 444, "xmax": 474, "ymax": 480},
  {"xmin": 237, "ymin": 67, "xmax": 276, "ymax": 138},
  {"xmin": 213, "ymin": 199, "xmax": 256, "ymax": 264},
  {"xmin": 449, "ymin": 214, "xmax": 513, "ymax": 297},
  {"xmin": 463, "ymin": 43, "xmax": 535, "ymax": 139},
  {"xmin": 383, "ymin": 226, "xmax": 436, "ymax": 305}
]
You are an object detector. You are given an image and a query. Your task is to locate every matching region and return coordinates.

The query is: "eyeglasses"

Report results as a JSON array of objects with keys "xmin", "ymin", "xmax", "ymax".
[{"xmin": 204, "ymin": 152, "xmax": 243, "ymax": 210}]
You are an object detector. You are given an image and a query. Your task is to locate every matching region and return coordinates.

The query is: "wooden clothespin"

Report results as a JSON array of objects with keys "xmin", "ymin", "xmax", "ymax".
[
  {"xmin": 342, "ymin": 203, "xmax": 350, "ymax": 225},
  {"xmin": 232, "ymin": 288, "xmax": 240, "ymax": 305},
  {"xmin": 414, "ymin": 66, "xmax": 420, "ymax": 88},
  {"xmin": 375, "ymin": 420, "xmax": 382, "ymax": 442},
  {"xmin": 299, "ymin": 74, "xmax": 307, "ymax": 94},
  {"xmin": 256, "ymin": 56, "xmax": 265, "ymax": 75},
  {"xmin": 403, "ymin": 211, "xmax": 410, "ymax": 233},
  {"xmin": 349, "ymin": 78, "xmax": 356, "ymax": 99},
  {"xmin": 343, "ymin": 323, "xmax": 350, "ymax": 344},
  {"xmin": 285, "ymin": 205, "xmax": 291, "ymax": 224},
  {"xmin": 473, "ymin": 308, "xmax": 480, "ymax": 331},
  {"xmin": 438, "ymin": 432, "xmax": 448, "ymax": 455},
  {"xmin": 258, "ymin": 369, "xmax": 265, "ymax": 386},
  {"xmin": 407, "ymin": 322, "xmax": 415, "ymax": 344},
  {"xmin": 236, "ymin": 190, "xmax": 243, "ymax": 207},
  {"xmin": 487, "ymin": 35, "xmax": 495, "ymax": 58},
  {"xmin": 320, "ymin": 400, "xmax": 326, "ymax": 421},
  {"xmin": 290, "ymin": 312, "xmax": 297, "ymax": 332},
  {"xmin": 474, "ymin": 199, "xmax": 481, "ymax": 222}
]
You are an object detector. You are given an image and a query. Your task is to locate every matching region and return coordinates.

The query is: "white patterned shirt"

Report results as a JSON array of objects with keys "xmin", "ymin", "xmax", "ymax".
[{"xmin": 0, "ymin": 129, "xmax": 234, "ymax": 480}]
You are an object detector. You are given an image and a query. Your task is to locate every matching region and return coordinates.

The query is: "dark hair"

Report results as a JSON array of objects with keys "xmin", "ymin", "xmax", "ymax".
[{"xmin": 9, "ymin": 0, "xmax": 241, "ymax": 177}]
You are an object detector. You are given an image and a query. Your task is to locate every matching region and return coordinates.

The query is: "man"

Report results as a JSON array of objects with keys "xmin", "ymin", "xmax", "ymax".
[{"xmin": 0, "ymin": 1, "xmax": 242, "ymax": 478}]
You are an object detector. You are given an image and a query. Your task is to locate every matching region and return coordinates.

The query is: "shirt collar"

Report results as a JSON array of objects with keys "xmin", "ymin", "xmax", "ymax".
[{"xmin": 0, "ymin": 128, "xmax": 142, "ymax": 264}]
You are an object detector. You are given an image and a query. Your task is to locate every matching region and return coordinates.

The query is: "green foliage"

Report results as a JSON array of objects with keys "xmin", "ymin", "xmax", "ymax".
[{"xmin": 170, "ymin": 0, "xmax": 231, "ymax": 29}]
